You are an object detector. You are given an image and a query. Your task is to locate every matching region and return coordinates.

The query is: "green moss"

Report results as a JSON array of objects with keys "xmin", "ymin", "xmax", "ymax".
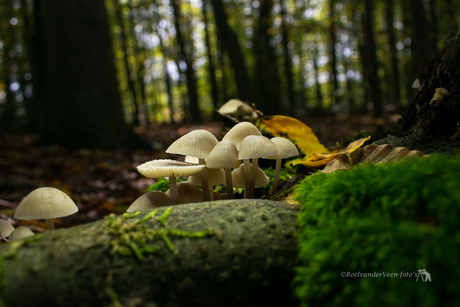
[
  {"xmin": 293, "ymin": 154, "xmax": 460, "ymax": 307},
  {"xmin": 104, "ymin": 207, "xmax": 212, "ymax": 259}
]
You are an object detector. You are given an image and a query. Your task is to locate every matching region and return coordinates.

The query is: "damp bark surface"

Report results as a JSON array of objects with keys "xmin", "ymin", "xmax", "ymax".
[{"xmin": 0, "ymin": 199, "xmax": 299, "ymax": 307}]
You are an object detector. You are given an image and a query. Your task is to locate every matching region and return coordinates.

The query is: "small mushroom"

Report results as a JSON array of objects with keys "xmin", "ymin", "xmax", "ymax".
[
  {"xmin": 14, "ymin": 187, "xmax": 79, "ymax": 230},
  {"xmin": 430, "ymin": 87, "xmax": 450, "ymax": 107},
  {"xmin": 137, "ymin": 159, "xmax": 205, "ymax": 204},
  {"xmin": 188, "ymin": 168, "xmax": 226, "ymax": 200},
  {"xmin": 222, "ymin": 122, "xmax": 263, "ymax": 196},
  {"xmin": 0, "ymin": 219, "xmax": 15, "ymax": 240},
  {"xmin": 217, "ymin": 99, "xmax": 254, "ymax": 118},
  {"xmin": 166, "ymin": 130, "xmax": 219, "ymax": 201},
  {"xmin": 127, "ymin": 191, "xmax": 175, "ymax": 213},
  {"xmin": 238, "ymin": 136, "xmax": 280, "ymax": 198},
  {"xmin": 9, "ymin": 226, "xmax": 35, "ymax": 240},
  {"xmin": 166, "ymin": 182, "xmax": 204, "ymax": 204},
  {"xmin": 264, "ymin": 137, "xmax": 299, "ymax": 194},
  {"xmin": 232, "ymin": 163, "xmax": 269, "ymax": 194},
  {"xmin": 206, "ymin": 140, "xmax": 240, "ymax": 199}
]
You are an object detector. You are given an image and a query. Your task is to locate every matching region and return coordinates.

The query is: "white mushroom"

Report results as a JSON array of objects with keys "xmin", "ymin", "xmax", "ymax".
[
  {"xmin": 188, "ymin": 168, "xmax": 226, "ymax": 200},
  {"xmin": 14, "ymin": 187, "xmax": 79, "ymax": 230},
  {"xmin": 0, "ymin": 219, "xmax": 15, "ymax": 240},
  {"xmin": 9, "ymin": 226, "xmax": 35, "ymax": 240},
  {"xmin": 264, "ymin": 137, "xmax": 299, "ymax": 194},
  {"xmin": 166, "ymin": 182, "xmax": 204, "ymax": 204},
  {"xmin": 166, "ymin": 130, "xmax": 218, "ymax": 201},
  {"xmin": 232, "ymin": 163, "xmax": 269, "ymax": 193},
  {"xmin": 238, "ymin": 136, "xmax": 279, "ymax": 198},
  {"xmin": 127, "ymin": 191, "xmax": 175, "ymax": 213},
  {"xmin": 137, "ymin": 159, "xmax": 205, "ymax": 204},
  {"xmin": 206, "ymin": 140, "xmax": 240, "ymax": 199}
]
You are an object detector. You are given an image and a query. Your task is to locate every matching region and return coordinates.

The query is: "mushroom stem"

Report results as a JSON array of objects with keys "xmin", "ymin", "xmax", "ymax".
[
  {"xmin": 224, "ymin": 168, "xmax": 234, "ymax": 199},
  {"xmin": 248, "ymin": 158, "xmax": 258, "ymax": 198},
  {"xmin": 243, "ymin": 159, "xmax": 251, "ymax": 198},
  {"xmin": 168, "ymin": 175, "xmax": 180, "ymax": 204},
  {"xmin": 271, "ymin": 158, "xmax": 282, "ymax": 194},
  {"xmin": 46, "ymin": 219, "xmax": 55, "ymax": 230},
  {"xmin": 199, "ymin": 159, "xmax": 211, "ymax": 201}
]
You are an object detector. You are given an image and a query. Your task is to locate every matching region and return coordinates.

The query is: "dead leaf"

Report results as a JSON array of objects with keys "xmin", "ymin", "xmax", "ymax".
[
  {"xmin": 292, "ymin": 136, "xmax": 371, "ymax": 168},
  {"xmin": 257, "ymin": 115, "xmax": 329, "ymax": 157}
]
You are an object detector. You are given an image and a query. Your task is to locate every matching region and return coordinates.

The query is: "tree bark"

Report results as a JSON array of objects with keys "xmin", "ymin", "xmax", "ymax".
[
  {"xmin": 36, "ymin": 0, "xmax": 129, "ymax": 148},
  {"xmin": 280, "ymin": 0, "xmax": 295, "ymax": 116},
  {"xmin": 328, "ymin": 0, "xmax": 340, "ymax": 108},
  {"xmin": 202, "ymin": 0, "xmax": 220, "ymax": 119},
  {"xmin": 210, "ymin": 0, "xmax": 252, "ymax": 103},
  {"xmin": 171, "ymin": 0, "xmax": 201, "ymax": 123},
  {"xmin": 363, "ymin": 0, "xmax": 383, "ymax": 117},
  {"xmin": 112, "ymin": 0, "xmax": 141, "ymax": 126},
  {"xmin": 0, "ymin": 199, "xmax": 299, "ymax": 307},
  {"xmin": 385, "ymin": 0, "xmax": 401, "ymax": 111}
]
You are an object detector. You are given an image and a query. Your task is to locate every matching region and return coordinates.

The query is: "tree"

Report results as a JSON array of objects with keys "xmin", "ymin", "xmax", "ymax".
[{"xmin": 36, "ymin": 0, "xmax": 130, "ymax": 148}]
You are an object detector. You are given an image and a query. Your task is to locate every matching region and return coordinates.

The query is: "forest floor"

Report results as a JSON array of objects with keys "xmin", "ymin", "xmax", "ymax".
[{"xmin": 0, "ymin": 113, "xmax": 402, "ymax": 231}]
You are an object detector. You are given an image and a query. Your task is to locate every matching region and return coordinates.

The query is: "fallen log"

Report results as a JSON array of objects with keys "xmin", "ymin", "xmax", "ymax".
[{"xmin": 0, "ymin": 199, "xmax": 299, "ymax": 307}]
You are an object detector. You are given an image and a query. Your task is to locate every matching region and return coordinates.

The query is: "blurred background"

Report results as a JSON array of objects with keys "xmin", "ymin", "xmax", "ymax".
[
  {"xmin": 0, "ymin": 0, "xmax": 459, "ymax": 227},
  {"xmin": 0, "ymin": 0, "xmax": 458, "ymax": 148}
]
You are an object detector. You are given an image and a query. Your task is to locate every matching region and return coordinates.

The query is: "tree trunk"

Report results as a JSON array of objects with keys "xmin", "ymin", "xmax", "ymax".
[
  {"xmin": 35, "ymin": 0, "xmax": 130, "ymax": 148},
  {"xmin": 403, "ymin": 32, "xmax": 460, "ymax": 141},
  {"xmin": 385, "ymin": 0, "xmax": 401, "ymax": 111},
  {"xmin": 210, "ymin": 0, "xmax": 252, "ymax": 103},
  {"xmin": 280, "ymin": 0, "xmax": 295, "ymax": 116},
  {"xmin": 363, "ymin": 0, "xmax": 382, "ymax": 118},
  {"xmin": 0, "ymin": 200, "xmax": 299, "ymax": 307},
  {"xmin": 112, "ymin": 0, "xmax": 141, "ymax": 126},
  {"xmin": 171, "ymin": 0, "xmax": 201, "ymax": 123},
  {"xmin": 253, "ymin": 0, "xmax": 281, "ymax": 115},
  {"xmin": 202, "ymin": 0, "xmax": 220, "ymax": 119},
  {"xmin": 409, "ymin": 0, "xmax": 436, "ymax": 75},
  {"xmin": 127, "ymin": 0, "xmax": 150, "ymax": 125},
  {"xmin": 328, "ymin": 0, "xmax": 340, "ymax": 108},
  {"xmin": 312, "ymin": 43, "xmax": 324, "ymax": 112}
]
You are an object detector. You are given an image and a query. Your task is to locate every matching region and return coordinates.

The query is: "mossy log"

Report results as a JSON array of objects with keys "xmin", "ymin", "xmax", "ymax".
[{"xmin": 0, "ymin": 199, "xmax": 299, "ymax": 307}]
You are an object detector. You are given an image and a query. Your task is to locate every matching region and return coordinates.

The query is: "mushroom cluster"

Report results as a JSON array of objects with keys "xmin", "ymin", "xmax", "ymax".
[{"xmin": 132, "ymin": 121, "xmax": 299, "ymax": 211}]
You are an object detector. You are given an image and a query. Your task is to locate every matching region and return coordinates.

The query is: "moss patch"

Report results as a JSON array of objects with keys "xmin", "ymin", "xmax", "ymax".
[
  {"xmin": 104, "ymin": 207, "xmax": 213, "ymax": 260},
  {"xmin": 293, "ymin": 154, "xmax": 460, "ymax": 307}
]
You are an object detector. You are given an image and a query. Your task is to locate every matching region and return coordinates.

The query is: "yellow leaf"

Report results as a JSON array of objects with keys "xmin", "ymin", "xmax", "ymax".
[
  {"xmin": 257, "ymin": 115, "xmax": 329, "ymax": 156},
  {"xmin": 292, "ymin": 136, "xmax": 371, "ymax": 168}
]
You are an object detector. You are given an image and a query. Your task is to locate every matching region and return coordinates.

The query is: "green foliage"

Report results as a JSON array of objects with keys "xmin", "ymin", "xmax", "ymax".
[
  {"xmin": 293, "ymin": 155, "xmax": 460, "ymax": 307},
  {"xmin": 147, "ymin": 178, "xmax": 186, "ymax": 193},
  {"xmin": 263, "ymin": 166, "xmax": 297, "ymax": 190}
]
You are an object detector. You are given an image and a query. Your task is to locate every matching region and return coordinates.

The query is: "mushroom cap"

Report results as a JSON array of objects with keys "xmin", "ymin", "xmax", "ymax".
[
  {"xmin": 0, "ymin": 219, "xmax": 15, "ymax": 238},
  {"xmin": 166, "ymin": 130, "xmax": 218, "ymax": 159},
  {"xmin": 206, "ymin": 140, "xmax": 240, "ymax": 169},
  {"xmin": 222, "ymin": 122, "xmax": 262, "ymax": 150},
  {"xmin": 184, "ymin": 155, "xmax": 199, "ymax": 164},
  {"xmin": 137, "ymin": 159, "xmax": 205, "ymax": 178},
  {"xmin": 264, "ymin": 137, "xmax": 299, "ymax": 159},
  {"xmin": 232, "ymin": 163, "xmax": 269, "ymax": 189},
  {"xmin": 14, "ymin": 187, "xmax": 79, "ymax": 220},
  {"xmin": 238, "ymin": 135, "xmax": 280, "ymax": 160},
  {"xmin": 166, "ymin": 182, "xmax": 204, "ymax": 204},
  {"xmin": 435, "ymin": 87, "xmax": 450, "ymax": 96},
  {"xmin": 218, "ymin": 99, "xmax": 253, "ymax": 116},
  {"xmin": 188, "ymin": 168, "xmax": 226, "ymax": 186},
  {"xmin": 127, "ymin": 191, "xmax": 175, "ymax": 213},
  {"xmin": 9, "ymin": 226, "xmax": 35, "ymax": 240}
]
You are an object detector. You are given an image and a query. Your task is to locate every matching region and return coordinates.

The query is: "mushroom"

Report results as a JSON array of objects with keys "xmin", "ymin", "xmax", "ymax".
[
  {"xmin": 217, "ymin": 99, "xmax": 253, "ymax": 118},
  {"xmin": 9, "ymin": 226, "xmax": 35, "ymax": 240},
  {"xmin": 127, "ymin": 191, "xmax": 175, "ymax": 213},
  {"xmin": 430, "ymin": 87, "xmax": 450, "ymax": 107},
  {"xmin": 166, "ymin": 182, "xmax": 204, "ymax": 204},
  {"xmin": 222, "ymin": 122, "xmax": 263, "ymax": 196},
  {"xmin": 188, "ymin": 168, "xmax": 226, "ymax": 200},
  {"xmin": 264, "ymin": 137, "xmax": 299, "ymax": 194},
  {"xmin": 238, "ymin": 136, "xmax": 280, "ymax": 198},
  {"xmin": 206, "ymin": 140, "xmax": 240, "ymax": 199},
  {"xmin": 14, "ymin": 187, "xmax": 79, "ymax": 230},
  {"xmin": 166, "ymin": 130, "xmax": 219, "ymax": 201},
  {"xmin": 232, "ymin": 163, "xmax": 269, "ymax": 195},
  {"xmin": 0, "ymin": 219, "xmax": 15, "ymax": 240},
  {"xmin": 137, "ymin": 159, "xmax": 205, "ymax": 204}
]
